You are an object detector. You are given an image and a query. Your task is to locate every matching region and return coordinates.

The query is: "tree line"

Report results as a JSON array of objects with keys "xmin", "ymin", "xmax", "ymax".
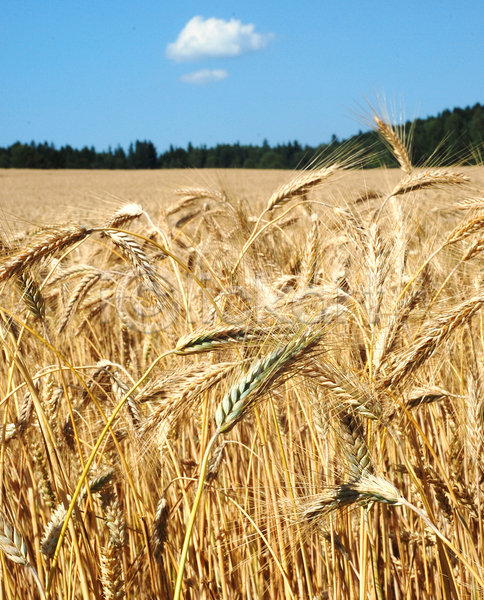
[{"xmin": 1, "ymin": 103, "xmax": 482, "ymax": 170}]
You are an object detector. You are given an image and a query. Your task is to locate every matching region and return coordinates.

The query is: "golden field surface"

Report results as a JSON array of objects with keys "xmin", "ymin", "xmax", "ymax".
[
  {"xmin": 2, "ymin": 166, "xmax": 484, "ymax": 227},
  {"xmin": 1, "ymin": 151, "xmax": 484, "ymax": 600}
]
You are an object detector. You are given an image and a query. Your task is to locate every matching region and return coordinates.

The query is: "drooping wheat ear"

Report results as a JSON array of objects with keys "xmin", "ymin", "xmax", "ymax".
[
  {"xmin": 0, "ymin": 225, "xmax": 93, "ymax": 284},
  {"xmin": 16, "ymin": 272, "xmax": 45, "ymax": 320},
  {"xmin": 374, "ymin": 116, "xmax": 412, "ymax": 174},
  {"xmin": 206, "ymin": 440, "xmax": 228, "ymax": 483},
  {"xmin": 167, "ymin": 188, "xmax": 227, "ymax": 216},
  {"xmin": 302, "ymin": 363, "xmax": 381, "ymax": 420},
  {"xmin": 105, "ymin": 230, "xmax": 167, "ymax": 301},
  {"xmin": 41, "ymin": 504, "xmax": 67, "ymax": 559},
  {"xmin": 58, "ymin": 271, "xmax": 101, "ymax": 333},
  {"xmin": 266, "ymin": 165, "xmax": 340, "ymax": 212},
  {"xmin": 104, "ymin": 203, "xmax": 143, "ymax": 230},
  {"xmin": 79, "ymin": 468, "xmax": 116, "ymax": 501},
  {"xmin": 412, "ymin": 465, "xmax": 455, "ymax": 523},
  {"xmin": 338, "ymin": 410, "xmax": 372, "ymax": 476},
  {"xmin": 453, "ymin": 196, "xmax": 484, "ymax": 210},
  {"xmin": 100, "ymin": 542, "xmax": 125, "ymax": 600},
  {"xmin": 47, "ymin": 263, "xmax": 93, "ymax": 286},
  {"xmin": 299, "ymin": 214, "xmax": 320, "ymax": 287},
  {"xmin": 391, "ymin": 170, "xmax": 470, "ymax": 197},
  {"xmin": 353, "ymin": 189, "xmax": 383, "ymax": 204},
  {"xmin": 291, "ymin": 473, "xmax": 402, "ymax": 526},
  {"xmin": 175, "ymin": 325, "xmax": 264, "ymax": 354},
  {"xmin": 405, "ymin": 386, "xmax": 454, "ymax": 409},
  {"xmin": 446, "ymin": 211, "xmax": 484, "ymax": 245},
  {"xmin": 152, "ymin": 496, "xmax": 169, "ymax": 561},
  {"xmin": 383, "ymin": 293, "xmax": 484, "ymax": 389},
  {"xmin": 463, "ymin": 237, "xmax": 484, "ymax": 261},
  {"xmin": 174, "ymin": 209, "xmax": 203, "ymax": 230},
  {"xmin": 138, "ymin": 362, "xmax": 235, "ymax": 440},
  {"xmin": 214, "ymin": 330, "xmax": 321, "ymax": 433}
]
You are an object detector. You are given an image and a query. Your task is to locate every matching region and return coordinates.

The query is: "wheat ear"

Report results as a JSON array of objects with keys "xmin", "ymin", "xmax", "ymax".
[
  {"xmin": 16, "ymin": 272, "xmax": 45, "ymax": 320},
  {"xmin": 104, "ymin": 203, "xmax": 143, "ymax": 229},
  {"xmin": 58, "ymin": 271, "xmax": 102, "ymax": 333},
  {"xmin": 0, "ymin": 513, "xmax": 45, "ymax": 598},
  {"xmin": 214, "ymin": 331, "xmax": 321, "ymax": 433},
  {"xmin": 391, "ymin": 170, "xmax": 470, "ymax": 197},
  {"xmin": 152, "ymin": 497, "xmax": 169, "ymax": 561},
  {"xmin": 383, "ymin": 293, "xmax": 484, "ymax": 388},
  {"xmin": 299, "ymin": 214, "xmax": 320, "ymax": 287},
  {"xmin": 175, "ymin": 325, "xmax": 264, "ymax": 353},
  {"xmin": 266, "ymin": 165, "xmax": 340, "ymax": 212},
  {"xmin": 374, "ymin": 116, "xmax": 412, "ymax": 174},
  {"xmin": 0, "ymin": 225, "xmax": 92, "ymax": 283}
]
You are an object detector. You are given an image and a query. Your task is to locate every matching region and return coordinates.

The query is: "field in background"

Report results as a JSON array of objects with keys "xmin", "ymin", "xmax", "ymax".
[
  {"xmin": 1, "ymin": 155, "xmax": 484, "ymax": 600},
  {"xmin": 3, "ymin": 166, "xmax": 484, "ymax": 228}
]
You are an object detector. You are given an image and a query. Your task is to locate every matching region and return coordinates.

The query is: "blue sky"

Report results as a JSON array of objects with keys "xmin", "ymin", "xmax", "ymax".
[{"xmin": 1, "ymin": 0, "xmax": 483, "ymax": 153}]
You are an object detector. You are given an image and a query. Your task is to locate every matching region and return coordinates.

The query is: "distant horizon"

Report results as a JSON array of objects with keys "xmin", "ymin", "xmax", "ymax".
[{"xmin": 3, "ymin": 99, "xmax": 482, "ymax": 156}]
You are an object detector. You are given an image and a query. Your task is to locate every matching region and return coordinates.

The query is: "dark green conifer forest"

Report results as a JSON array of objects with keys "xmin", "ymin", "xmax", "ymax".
[{"xmin": 1, "ymin": 103, "xmax": 482, "ymax": 169}]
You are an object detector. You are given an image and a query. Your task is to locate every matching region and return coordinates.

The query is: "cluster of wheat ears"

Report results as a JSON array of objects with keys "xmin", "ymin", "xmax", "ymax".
[{"xmin": 0, "ymin": 116, "xmax": 484, "ymax": 600}]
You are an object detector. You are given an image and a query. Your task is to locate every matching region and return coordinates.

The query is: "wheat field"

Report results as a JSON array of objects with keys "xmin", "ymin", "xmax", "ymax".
[{"xmin": 0, "ymin": 124, "xmax": 484, "ymax": 600}]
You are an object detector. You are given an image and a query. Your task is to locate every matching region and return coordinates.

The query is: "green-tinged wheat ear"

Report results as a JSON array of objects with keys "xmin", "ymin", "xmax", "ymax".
[
  {"xmin": 16, "ymin": 272, "xmax": 45, "ymax": 320},
  {"xmin": 79, "ymin": 468, "xmax": 116, "ymax": 501},
  {"xmin": 338, "ymin": 410, "xmax": 372, "ymax": 476},
  {"xmin": 215, "ymin": 331, "xmax": 321, "ymax": 433},
  {"xmin": 1, "ymin": 513, "xmax": 45, "ymax": 598},
  {"xmin": 0, "ymin": 513, "xmax": 29, "ymax": 566},
  {"xmin": 175, "ymin": 325, "xmax": 264, "ymax": 353}
]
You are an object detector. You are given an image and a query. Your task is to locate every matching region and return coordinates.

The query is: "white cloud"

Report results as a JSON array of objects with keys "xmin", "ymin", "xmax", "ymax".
[
  {"xmin": 166, "ymin": 16, "xmax": 273, "ymax": 62},
  {"xmin": 180, "ymin": 69, "xmax": 228, "ymax": 85}
]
